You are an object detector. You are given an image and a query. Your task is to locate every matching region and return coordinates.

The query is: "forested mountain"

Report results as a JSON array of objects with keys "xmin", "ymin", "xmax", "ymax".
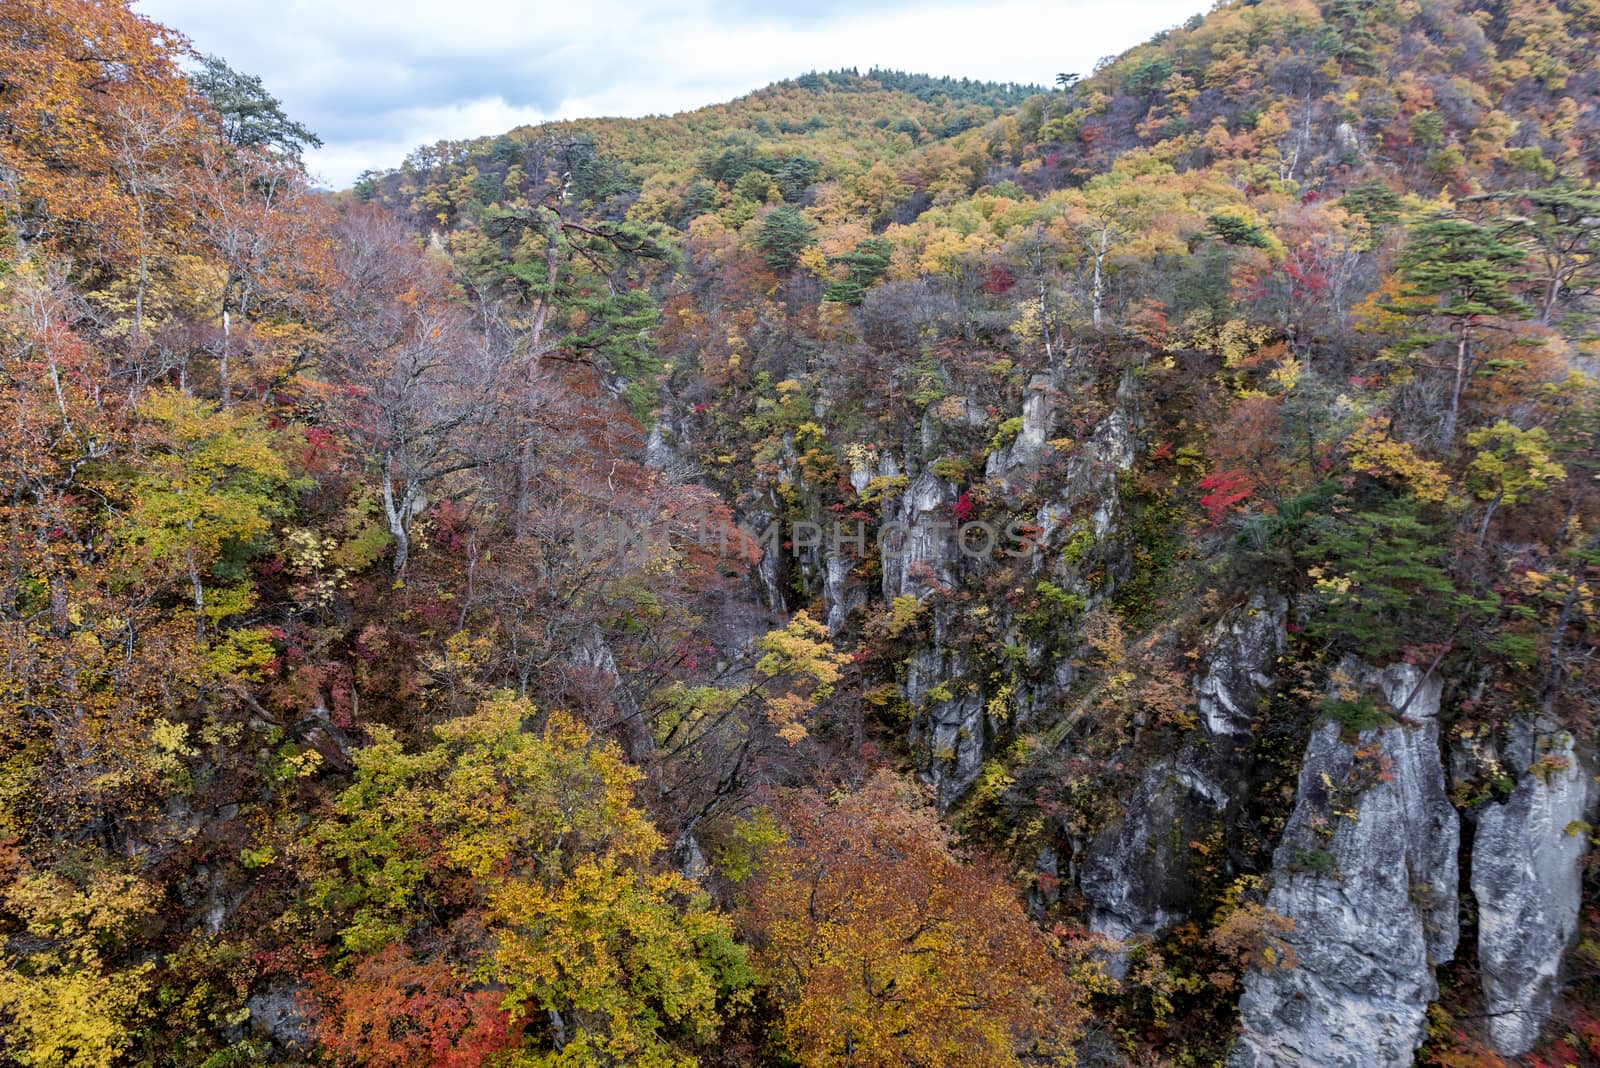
[{"xmin": 1, "ymin": 0, "xmax": 1597, "ymax": 1066}]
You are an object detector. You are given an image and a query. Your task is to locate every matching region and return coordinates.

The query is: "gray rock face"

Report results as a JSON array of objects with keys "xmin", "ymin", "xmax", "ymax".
[
  {"xmin": 881, "ymin": 469, "xmax": 955, "ymax": 603},
  {"xmin": 247, "ymin": 978, "xmax": 316, "ymax": 1049},
  {"xmin": 1080, "ymin": 761, "xmax": 1205, "ymax": 947},
  {"xmin": 643, "ymin": 420, "xmax": 699, "ymax": 482},
  {"xmin": 986, "ymin": 373, "xmax": 1054, "ymax": 480},
  {"xmin": 1472, "ymin": 721, "xmax": 1594, "ymax": 1056},
  {"xmin": 1078, "ymin": 593, "xmax": 1286, "ymax": 953},
  {"xmin": 904, "ymin": 382, "xmax": 1139, "ymax": 808},
  {"xmin": 750, "ymin": 511, "xmax": 788, "ymax": 613},
  {"xmin": 906, "ymin": 635, "xmax": 990, "ymax": 810},
  {"xmin": 1231, "ymin": 663, "xmax": 1459, "ymax": 1068},
  {"xmin": 822, "ymin": 551, "xmax": 866, "ymax": 635},
  {"xmin": 1196, "ymin": 593, "xmax": 1287, "ymax": 737}
]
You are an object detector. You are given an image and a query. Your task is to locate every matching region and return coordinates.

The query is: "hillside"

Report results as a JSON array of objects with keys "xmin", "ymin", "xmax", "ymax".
[
  {"xmin": 360, "ymin": 69, "xmax": 1041, "ymax": 229},
  {"xmin": 1, "ymin": 0, "xmax": 1598, "ymax": 1066}
]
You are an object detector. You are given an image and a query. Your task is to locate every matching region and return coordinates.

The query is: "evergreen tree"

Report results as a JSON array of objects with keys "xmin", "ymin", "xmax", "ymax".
[
  {"xmin": 191, "ymin": 55, "xmax": 321, "ymax": 156},
  {"xmin": 756, "ymin": 206, "xmax": 815, "ymax": 272},
  {"xmin": 1385, "ymin": 212, "xmax": 1529, "ymax": 444}
]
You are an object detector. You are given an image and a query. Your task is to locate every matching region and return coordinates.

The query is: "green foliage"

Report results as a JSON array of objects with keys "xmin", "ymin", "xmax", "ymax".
[
  {"xmin": 1339, "ymin": 181, "xmax": 1401, "ymax": 234},
  {"xmin": 307, "ymin": 693, "xmax": 751, "ymax": 1063},
  {"xmin": 1288, "ymin": 848, "xmax": 1339, "ymax": 877},
  {"xmin": 1301, "ymin": 495, "xmax": 1462, "ymax": 659},
  {"xmin": 1464, "ymin": 419, "xmax": 1564, "ymax": 542},
  {"xmin": 190, "ymin": 54, "xmax": 321, "ymax": 155},
  {"xmin": 714, "ymin": 809, "xmax": 786, "ymax": 884},
  {"xmin": 1321, "ymin": 695, "xmax": 1390, "ymax": 733},
  {"xmin": 989, "ymin": 416, "xmax": 1025, "ymax": 452},
  {"xmin": 822, "ymin": 237, "xmax": 893, "ymax": 304},
  {"xmin": 1386, "ymin": 212, "xmax": 1529, "ymax": 333},
  {"xmin": 562, "ymin": 285, "xmax": 664, "ymax": 418},
  {"xmin": 755, "ymin": 206, "xmax": 815, "ymax": 272},
  {"xmin": 1207, "ymin": 211, "xmax": 1271, "ymax": 248}
]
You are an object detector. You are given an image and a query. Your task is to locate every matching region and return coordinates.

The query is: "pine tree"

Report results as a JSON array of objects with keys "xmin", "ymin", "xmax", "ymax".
[
  {"xmin": 1385, "ymin": 212, "xmax": 1529, "ymax": 445},
  {"xmin": 755, "ymin": 206, "xmax": 815, "ymax": 272}
]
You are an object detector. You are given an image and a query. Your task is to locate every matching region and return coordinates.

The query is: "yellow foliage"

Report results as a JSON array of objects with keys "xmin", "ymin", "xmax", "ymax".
[
  {"xmin": 1344, "ymin": 417, "xmax": 1453, "ymax": 503},
  {"xmin": 0, "ymin": 868, "xmax": 160, "ymax": 1068}
]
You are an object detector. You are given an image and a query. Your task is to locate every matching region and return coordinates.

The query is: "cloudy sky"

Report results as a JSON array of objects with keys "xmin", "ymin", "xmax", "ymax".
[{"xmin": 135, "ymin": 0, "xmax": 1206, "ymax": 188}]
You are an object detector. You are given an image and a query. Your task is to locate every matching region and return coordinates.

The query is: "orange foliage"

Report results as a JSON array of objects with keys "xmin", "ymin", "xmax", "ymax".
[{"xmin": 741, "ymin": 773, "xmax": 1091, "ymax": 1066}]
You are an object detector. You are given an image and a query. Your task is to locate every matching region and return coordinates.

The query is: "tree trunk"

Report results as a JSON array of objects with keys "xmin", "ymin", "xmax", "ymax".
[
  {"xmin": 381, "ymin": 465, "xmax": 415, "ymax": 574},
  {"xmin": 1090, "ymin": 227, "xmax": 1109, "ymax": 332},
  {"xmin": 133, "ymin": 195, "xmax": 149, "ymax": 355},
  {"xmin": 1442, "ymin": 319, "xmax": 1470, "ymax": 446},
  {"xmin": 218, "ymin": 307, "xmax": 231, "ymax": 409},
  {"xmin": 189, "ymin": 551, "xmax": 206, "ymax": 641},
  {"xmin": 1540, "ymin": 269, "xmax": 1561, "ymax": 326},
  {"xmin": 1037, "ymin": 277, "xmax": 1054, "ymax": 368},
  {"xmin": 1476, "ymin": 492, "xmax": 1501, "ymax": 548}
]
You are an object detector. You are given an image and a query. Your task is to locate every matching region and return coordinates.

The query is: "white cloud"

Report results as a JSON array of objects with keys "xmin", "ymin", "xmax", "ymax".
[{"xmin": 135, "ymin": 0, "xmax": 1204, "ymax": 186}]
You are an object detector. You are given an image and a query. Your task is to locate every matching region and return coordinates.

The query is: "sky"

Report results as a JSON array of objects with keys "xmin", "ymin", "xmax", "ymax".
[{"xmin": 134, "ymin": 0, "xmax": 1207, "ymax": 189}]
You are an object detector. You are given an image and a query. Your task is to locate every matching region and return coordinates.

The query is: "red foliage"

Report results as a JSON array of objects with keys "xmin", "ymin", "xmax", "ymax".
[
  {"xmin": 1197, "ymin": 469, "xmax": 1254, "ymax": 526},
  {"xmin": 316, "ymin": 945, "xmax": 522, "ymax": 1068},
  {"xmin": 953, "ymin": 490, "xmax": 975, "ymax": 522},
  {"xmin": 428, "ymin": 499, "xmax": 473, "ymax": 556},
  {"xmin": 300, "ymin": 426, "xmax": 341, "ymax": 474},
  {"xmin": 979, "ymin": 265, "xmax": 1016, "ymax": 296}
]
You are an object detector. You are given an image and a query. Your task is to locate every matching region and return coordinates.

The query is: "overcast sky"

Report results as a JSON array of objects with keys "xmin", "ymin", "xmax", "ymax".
[{"xmin": 134, "ymin": 0, "xmax": 1206, "ymax": 188}]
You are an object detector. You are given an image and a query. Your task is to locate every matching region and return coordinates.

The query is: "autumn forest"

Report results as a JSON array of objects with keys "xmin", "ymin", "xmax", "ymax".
[{"xmin": 1, "ymin": 0, "xmax": 1599, "ymax": 1065}]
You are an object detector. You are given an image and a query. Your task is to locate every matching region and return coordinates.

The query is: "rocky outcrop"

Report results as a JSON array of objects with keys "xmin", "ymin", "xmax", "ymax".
[
  {"xmin": 904, "ymin": 381, "xmax": 1141, "ymax": 807},
  {"xmin": 1471, "ymin": 720, "xmax": 1594, "ymax": 1056},
  {"xmin": 906, "ymin": 627, "xmax": 990, "ymax": 809},
  {"xmin": 1231, "ymin": 663, "xmax": 1458, "ymax": 1068},
  {"xmin": 1077, "ymin": 593, "xmax": 1287, "ymax": 954},
  {"xmin": 881, "ymin": 468, "xmax": 956, "ymax": 602},
  {"xmin": 881, "ymin": 467, "xmax": 983, "ymax": 807},
  {"xmin": 1196, "ymin": 593, "xmax": 1287, "ymax": 737},
  {"xmin": 986, "ymin": 373, "xmax": 1053, "ymax": 481},
  {"xmin": 643, "ymin": 419, "xmax": 699, "ymax": 482},
  {"xmin": 1079, "ymin": 762, "xmax": 1208, "ymax": 947},
  {"xmin": 822, "ymin": 550, "xmax": 867, "ymax": 635},
  {"xmin": 246, "ymin": 978, "xmax": 316, "ymax": 1049}
]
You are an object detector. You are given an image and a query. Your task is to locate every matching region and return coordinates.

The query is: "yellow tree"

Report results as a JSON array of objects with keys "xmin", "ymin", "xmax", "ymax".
[
  {"xmin": 740, "ymin": 772, "xmax": 1092, "ymax": 1066},
  {"xmin": 305, "ymin": 692, "xmax": 753, "ymax": 1066},
  {"xmin": 1464, "ymin": 420, "xmax": 1564, "ymax": 546},
  {"xmin": 1060, "ymin": 159, "xmax": 1196, "ymax": 330}
]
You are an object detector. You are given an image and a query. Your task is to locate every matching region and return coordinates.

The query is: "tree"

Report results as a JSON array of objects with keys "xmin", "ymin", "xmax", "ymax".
[
  {"xmin": 1474, "ymin": 184, "xmax": 1600, "ymax": 324},
  {"xmin": 327, "ymin": 206, "xmax": 509, "ymax": 573},
  {"xmin": 1302, "ymin": 495, "xmax": 1463, "ymax": 660},
  {"xmin": 305, "ymin": 692, "xmax": 753, "ymax": 1066},
  {"xmin": 0, "ymin": 0, "xmax": 192, "ymax": 261},
  {"xmin": 0, "ymin": 859, "xmax": 159, "ymax": 1068},
  {"xmin": 1384, "ymin": 212, "xmax": 1529, "ymax": 445},
  {"xmin": 1061, "ymin": 163, "xmax": 1194, "ymax": 331},
  {"xmin": 644, "ymin": 611, "xmax": 849, "ymax": 837},
  {"xmin": 822, "ymin": 237, "xmax": 893, "ymax": 305},
  {"xmin": 1464, "ymin": 420, "xmax": 1564, "ymax": 546},
  {"xmin": 740, "ymin": 773, "xmax": 1090, "ymax": 1066},
  {"xmin": 190, "ymin": 55, "xmax": 322, "ymax": 157},
  {"xmin": 755, "ymin": 206, "xmax": 815, "ymax": 272},
  {"xmin": 119, "ymin": 388, "xmax": 290, "ymax": 651}
]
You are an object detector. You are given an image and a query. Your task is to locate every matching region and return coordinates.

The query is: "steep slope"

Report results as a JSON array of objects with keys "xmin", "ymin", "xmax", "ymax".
[
  {"xmin": 4, "ymin": 0, "xmax": 1599, "ymax": 1065},
  {"xmin": 359, "ymin": 0, "xmax": 1600, "ymax": 1061}
]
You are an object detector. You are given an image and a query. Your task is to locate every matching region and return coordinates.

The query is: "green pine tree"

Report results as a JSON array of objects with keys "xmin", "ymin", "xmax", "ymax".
[{"xmin": 1384, "ymin": 212, "xmax": 1529, "ymax": 445}]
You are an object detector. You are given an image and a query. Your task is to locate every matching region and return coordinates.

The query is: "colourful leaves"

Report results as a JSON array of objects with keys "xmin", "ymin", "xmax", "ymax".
[
  {"xmin": 1345, "ymin": 416, "xmax": 1453, "ymax": 503},
  {"xmin": 740, "ymin": 773, "xmax": 1089, "ymax": 1067},
  {"xmin": 306, "ymin": 693, "xmax": 750, "ymax": 1065},
  {"xmin": 1197, "ymin": 469, "xmax": 1254, "ymax": 525}
]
